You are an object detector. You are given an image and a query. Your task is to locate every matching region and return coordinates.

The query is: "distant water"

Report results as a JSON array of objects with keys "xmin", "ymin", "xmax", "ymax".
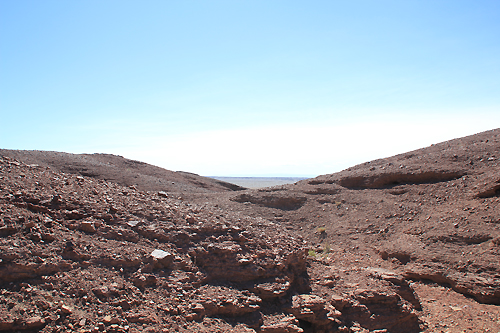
[{"xmin": 211, "ymin": 177, "xmax": 308, "ymax": 189}]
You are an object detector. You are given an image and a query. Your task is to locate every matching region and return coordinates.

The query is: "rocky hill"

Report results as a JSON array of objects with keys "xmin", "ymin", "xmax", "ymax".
[
  {"xmin": 0, "ymin": 150, "xmax": 245, "ymax": 193},
  {"xmin": 189, "ymin": 128, "xmax": 500, "ymax": 332},
  {"xmin": 0, "ymin": 129, "xmax": 499, "ymax": 332},
  {"xmin": 0, "ymin": 155, "xmax": 307, "ymax": 332}
]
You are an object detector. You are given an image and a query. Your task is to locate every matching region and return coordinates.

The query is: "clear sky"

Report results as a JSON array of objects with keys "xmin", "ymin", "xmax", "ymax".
[{"xmin": 1, "ymin": 1, "xmax": 499, "ymax": 177}]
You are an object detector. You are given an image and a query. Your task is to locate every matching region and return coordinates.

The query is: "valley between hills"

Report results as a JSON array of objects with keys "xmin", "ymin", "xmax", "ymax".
[{"xmin": 0, "ymin": 129, "xmax": 499, "ymax": 332}]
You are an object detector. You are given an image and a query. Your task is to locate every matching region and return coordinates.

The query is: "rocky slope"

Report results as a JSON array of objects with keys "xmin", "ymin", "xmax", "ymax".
[
  {"xmin": 189, "ymin": 128, "xmax": 500, "ymax": 331},
  {"xmin": 0, "ymin": 150, "xmax": 245, "ymax": 193},
  {"xmin": 1, "ymin": 128, "xmax": 499, "ymax": 332},
  {"xmin": 0, "ymin": 156, "xmax": 311, "ymax": 332}
]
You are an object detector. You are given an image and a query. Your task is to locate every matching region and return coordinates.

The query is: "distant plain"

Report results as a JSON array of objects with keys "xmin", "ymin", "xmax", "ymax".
[{"xmin": 210, "ymin": 177, "xmax": 308, "ymax": 189}]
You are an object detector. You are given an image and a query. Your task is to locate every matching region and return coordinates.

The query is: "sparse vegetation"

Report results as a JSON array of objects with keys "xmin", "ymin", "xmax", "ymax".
[
  {"xmin": 317, "ymin": 227, "xmax": 326, "ymax": 234},
  {"xmin": 308, "ymin": 249, "xmax": 317, "ymax": 257}
]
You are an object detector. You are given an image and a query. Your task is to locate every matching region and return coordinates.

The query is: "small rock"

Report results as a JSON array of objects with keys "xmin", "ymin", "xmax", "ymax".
[
  {"xmin": 330, "ymin": 294, "xmax": 349, "ymax": 311},
  {"xmin": 184, "ymin": 313, "xmax": 202, "ymax": 321},
  {"xmin": 102, "ymin": 315, "xmax": 120, "ymax": 325},
  {"xmin": 79, "ymin": 221, "xmax": 97, "ymax": 233},
  {"xmin": 131, "ymin": 274, "xmax": 157, "ymax": 289},
  {"xmin": 112, "ymin": 299, "xmax": 132, "ymax": 310},
  {"xmin": 319, "ymin": 279, "xmax": 335, "ymax": 287},
  {"xmin": 127, "ymin": 220, "xmax": 140, "ymax": 227},
  {"xmin": 260, "ymin": 316, "xmax": 304, "ymax": 333},
  {"xmin": 151, "ymin": 249, "xmax": 173, "ymax": 267},
  {"xmin": 24, "ymin": 316, "xmax": 45, "ymax": 329},
  {"xmin": 191, "ymin": 303, "xmax": 205, "ymax": 313},
  {"xmin": 125, "ymin": 312, "xmax": 156, "ymax": 324},
  {"xmin": 151, "ymin": 249, "xmax": 172, "ymax": 260},
  {"xmin": 93, "ymin": 286, "xmax": 111, "ymax": 299},
  {"xmin": 60, "ymin": 304, "xmax": 73, "ymax": 315}
]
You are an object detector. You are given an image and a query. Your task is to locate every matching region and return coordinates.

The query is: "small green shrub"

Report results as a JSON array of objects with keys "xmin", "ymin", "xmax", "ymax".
[
  {"xmin": 317, "ymin": 227, "xmax": 326, "ymax": 234},
  {"xmin": 308, "ymin": 249, "xmax": 316, "ymax": 257}
]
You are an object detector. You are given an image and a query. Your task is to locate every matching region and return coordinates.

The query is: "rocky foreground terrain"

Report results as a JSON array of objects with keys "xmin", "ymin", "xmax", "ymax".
[{"xmin": 1, "ymin": 129, "xmax": 499, "ymax": 332}]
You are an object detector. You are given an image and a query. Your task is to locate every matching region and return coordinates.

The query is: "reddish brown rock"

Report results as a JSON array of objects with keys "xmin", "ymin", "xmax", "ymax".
[
  {"xmin": 260, "ymin": 316, "xmax": 304, "ymax": 333},
  {"xmin": 102, "ymin": 315, "xmax": 120, "ymax": 325},
  {"xmin": 285, "ymin": 294, "xmax": 339, "ymax": 331},
  {"xmin": 60, "ymin": 304, "xmax": 73, "ymax": 315},
  {"xmin": 125, "ymin": 312, "xmax": 156, "ymax": 324},
  {"xmin": 79, "ymin": 221, "xmax": 97, "ymax": 233},
  {"xmin": 24, "ymin": 316, "xmax": 46, "ymax": 329},
  {"xmin": 131, "ymin": 274, "xmax": 157, "ymax": 289},
  {"xmin": 0, "ymin": 129, "xmax": 499, "ymax": 332}
]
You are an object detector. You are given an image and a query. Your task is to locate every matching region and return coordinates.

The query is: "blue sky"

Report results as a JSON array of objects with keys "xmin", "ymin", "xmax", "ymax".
[{"xmin": 1, "ymin": 1, "xmax": 499, "ymax": 176}]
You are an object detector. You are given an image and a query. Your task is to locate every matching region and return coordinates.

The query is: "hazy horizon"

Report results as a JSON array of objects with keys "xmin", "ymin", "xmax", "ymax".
[
  {"xmin": 0, "ymin": 126, "xmax": 498, "ymax": 178},
  {"xmin": 210, "ymin": 176, "xmax": 308, "ymax": 189},
  {"xmin": 1, "ymin": 1, "xmax": 499, "ymax": 176}
]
